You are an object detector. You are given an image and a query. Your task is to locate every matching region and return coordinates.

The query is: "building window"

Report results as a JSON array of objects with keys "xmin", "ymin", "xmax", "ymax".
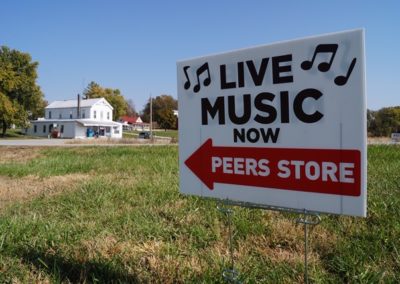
[
  {"xmin": 94, "ymin": 111, "xmax": 97, "ymax": 119},
  {"xmin": 49, "ymin": 124, "xmax": 53, "ymax": 133},
  {"xmin": 107, "ymin": 112, "xmax": 110, "ymax": 120},
  {"xmin": 59, "ymin": 113, "xmax": 62, "ymax": 119},
  {"xmin": 82, "ymin": 110, "xmax": 85, "ymax": 118},
  {"xmin": 43, "ymin": 125, "xmax": 46, "ymax": 133},
  {"xmin": 61, "ymin": 125, "xmax": 64, "ymax": 133},
  {"xmin": 70, "ymin": 111, "xmax": 73, "ymax": 119},
  {"xmin": 49, "ymin": 111, "xmax": 52, "ymax": 119},
  {"xmin": 34, "ymin": 125, "xmax": 37, "ymax": 133}
]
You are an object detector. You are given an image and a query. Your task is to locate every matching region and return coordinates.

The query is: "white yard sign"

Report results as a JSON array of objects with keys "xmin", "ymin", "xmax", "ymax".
[{"xmin": 178, "ymin": 30, "xmax": 367, "ymax": 217}]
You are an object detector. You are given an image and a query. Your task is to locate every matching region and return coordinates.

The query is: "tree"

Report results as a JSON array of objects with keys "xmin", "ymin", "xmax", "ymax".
[
  {"xmin": 158, "ymin": 108, "xmax": 176, "ymax": 130},
  {"xmin": 368, "ymin": 106, "xmax": 400, "ymax": 137},
  {"xmin": 126, "ymin": 98, "xmax": 138, "ymax": 117},
  {"xmin": 83, "ymin": 81, "xmax": 128, "ymax": 120},
  {"xmin": 142, "ymin": 95, "xmax": 178, "ymax": 129},
  {"xmin": 0, "ymin": 46, "xmax": 45, "ymax": 136},
  {"xmin": 0, "ymin": 93, "xmax": 16, "ymax": 135}
]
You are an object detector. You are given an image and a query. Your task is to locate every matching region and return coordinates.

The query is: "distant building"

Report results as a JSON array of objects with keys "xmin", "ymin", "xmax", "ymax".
[
  {"xmin": 119, "ymin": 115, "xmax": 149, "ymax": 131},
  {"xmin": 26, "ymin": 96, "xmax": 122, "ymax": 139}
]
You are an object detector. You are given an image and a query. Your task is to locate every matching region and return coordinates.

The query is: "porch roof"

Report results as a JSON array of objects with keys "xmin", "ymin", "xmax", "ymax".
[{"xmin": 76, "ymin": 120, "xmax": 122, "ymax": 127}]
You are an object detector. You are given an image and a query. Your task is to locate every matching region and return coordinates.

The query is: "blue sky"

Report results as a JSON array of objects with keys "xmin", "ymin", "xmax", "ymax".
[{"xmin": 1, "ymin": 0, "xmax": 398, "ymax": 111}]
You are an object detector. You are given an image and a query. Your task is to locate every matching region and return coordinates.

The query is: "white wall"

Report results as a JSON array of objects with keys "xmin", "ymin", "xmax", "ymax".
[
  {"xmin": 112, "ymin": 125, "xmax": 122, "ymax": 138},
  {"xmin": 74, "ymin": 124, "xmax": 87, "ymax": 138},
  {"xmin": 91, "ymin": 104, "xmax": 113, "ymax": 121},
  {"xmin": 26, "ymin": 121, "xmax": 78, "ymax": 138}
]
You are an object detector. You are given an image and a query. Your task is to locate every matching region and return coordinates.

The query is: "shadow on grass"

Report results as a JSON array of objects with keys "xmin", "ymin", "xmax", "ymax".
[{"xmin": 16, "ymin": 247, "xmax": 140, "ymax": 283}]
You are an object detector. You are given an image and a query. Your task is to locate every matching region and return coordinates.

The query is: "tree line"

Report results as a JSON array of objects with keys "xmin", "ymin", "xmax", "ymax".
[
  {"xmin": 0, "ymin": 46, "xmax": 178, "ymax": 136},
  {"xmin": 368, "ymin": 107, "xmax": 400, "ymax": 137}
]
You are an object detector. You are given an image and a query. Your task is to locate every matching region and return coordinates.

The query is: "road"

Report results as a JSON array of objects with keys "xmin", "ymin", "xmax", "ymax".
[
  {"xmin": 0, "ymin": 138, "xmax": 174, "ymax": 147},
  {"xmin": 0, "ymin": 139, "xmax": 68, "ymax": 146}
]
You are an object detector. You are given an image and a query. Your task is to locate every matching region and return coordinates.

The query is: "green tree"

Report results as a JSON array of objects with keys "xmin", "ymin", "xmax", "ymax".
[
  {"xmin": 0, "ymin": 93, "xmax": 16, "ymax": 135},
  {"xmin": 83, "ymin": 81, "xmax": 128, "ymax": 120},
  {"xmin": 368, "ymin": 106, "xmax": 400, "ymax": 137},
  {"xmin": 158, "ymin": 108, "xmax": 177, "ymax": 130},
  {"xmin": 142, "ymin": 95, "xmax": 178, "ymax": 129},
  {"xmin": 0, "ymin": 46, "xmax": 44, "ymax": 136}
]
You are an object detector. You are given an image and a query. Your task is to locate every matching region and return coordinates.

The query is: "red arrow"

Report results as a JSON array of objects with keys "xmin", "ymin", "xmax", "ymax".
[{"xmin": 184, "ymin": 138, "xmax": 361, "ymax": 196}]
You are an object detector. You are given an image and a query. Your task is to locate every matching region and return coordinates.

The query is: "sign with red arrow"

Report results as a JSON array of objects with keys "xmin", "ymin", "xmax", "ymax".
[
  {"xmin": 185, "ymin": 138, "xmax": 361, "ymax": 196},
  {"xmin": 177, "ymin": 30, "xmax": 366, "ymax": 217}
]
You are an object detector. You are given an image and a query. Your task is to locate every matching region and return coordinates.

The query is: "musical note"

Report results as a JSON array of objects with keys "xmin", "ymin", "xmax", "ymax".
[
  {"xmin": 183, "ymin": 66, "xmax": 191, "ymax": 90},
  {"xmin": 193, "ymin": 62, "xmax": 211, "ymax": 93},
  {"xmin": 301, "ymin": 44, "xmax": 338, "ymax": 72},
  {"xmin": 334, "ymin": 58, "xmax": 357, "ymax": 86}
]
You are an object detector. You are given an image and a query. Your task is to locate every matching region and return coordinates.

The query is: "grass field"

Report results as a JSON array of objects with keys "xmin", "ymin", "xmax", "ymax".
[{"xmin": 0, "ymin": 145, "xmax": 398, "ymax": 283}]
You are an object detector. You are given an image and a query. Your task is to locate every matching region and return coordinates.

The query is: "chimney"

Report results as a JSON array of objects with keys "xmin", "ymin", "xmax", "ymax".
[{"xmin": 77, "ymin": 94, "xmax": 81, "ymax": 119}]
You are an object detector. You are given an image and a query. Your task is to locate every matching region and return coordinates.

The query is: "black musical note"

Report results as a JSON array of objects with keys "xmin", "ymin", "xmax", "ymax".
[
  {"xmin": 301, "ymin": 44, "xmax": 338, "ymax": 72},
  {"xmin": 183, "ymin": 66, "xmax": 191, "ymax": 90},
  {"xmin": 334, "ymin": 58, "xmax": 356, "ymax": 86},
  {"xmin": 193, "ymin": 62, "xmax": 211, "ymax": 93}
]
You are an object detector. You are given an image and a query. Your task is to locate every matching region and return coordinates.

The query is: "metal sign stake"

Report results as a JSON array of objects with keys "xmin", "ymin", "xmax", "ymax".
[
  {"xmin": 296, "ymin": 209, "xmax": 321, "ymax": 284},
  {"xmin": 215, "ymin": 199, "xmax": 325, "ymax": 283},
  {"xmin": 217, "ymin": 203, "xmax": 241, "ymax": 284}
]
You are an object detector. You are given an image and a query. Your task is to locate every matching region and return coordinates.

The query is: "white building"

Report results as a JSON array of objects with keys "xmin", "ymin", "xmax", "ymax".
[{"xmin": 26, "ymin": 97, "xmax": 122, "ymax": 139}]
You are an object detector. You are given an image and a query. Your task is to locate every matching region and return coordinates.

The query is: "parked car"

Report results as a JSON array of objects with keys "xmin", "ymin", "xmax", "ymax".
[{"xmin": 138, "ymin": 131, "xmax": 151, "ymax": 139}]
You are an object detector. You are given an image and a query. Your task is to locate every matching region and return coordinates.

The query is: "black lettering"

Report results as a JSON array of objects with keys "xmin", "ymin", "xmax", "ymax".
[
  {"xmin": 260, "ymin": 128, "xmax": 280, "ymax": 143},
  {"xmin": 201, "ymin": 97, "xmax": 225, "ymax": 125},
  {"xmin": 247, "ymin": 128, "xmax": 259, "ymax": 143},
  {"xmin": 280, "ymin": 91, "xmax": 289, "ymax": 123},
  {"xmin": 254, "ymin": 92, "xmax": 277, "ymax": 124},
  {"xmin": 238, "ymin": 62, "xmax": 244, "ymax": 88},
  {"xmin": 293, "ymin": 88, "xmax": 324, "ymax": 123},
  {"xmin": 272, "ymin": 54, "xmax": 293, "ymax": 84},
  {"xmin": 228, "ymin": 94, "xmax": 251, "ymax": 125},
  {"xmin": 220, "ymin": 65, "xmax": 236, "ymax": 89},
  {"xmin": 233, "ymin": 128, "xmax": 245, "ymax": 143},
  {"xmin": 246, "ymin": 58, "xmax": 269, "ymax": 86}
]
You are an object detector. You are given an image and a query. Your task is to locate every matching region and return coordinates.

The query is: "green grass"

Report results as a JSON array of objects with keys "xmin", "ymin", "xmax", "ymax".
[
  {"xmin": 152, "ymin": 130, "xmax": 178, "ymax": 139},
  {"xmin": 0, "ymin": 145, "xmax": 398, "ymax": 283},
  {"xmin": 0, "ymin": 128, "xmax": 38, "ymax": 139}
]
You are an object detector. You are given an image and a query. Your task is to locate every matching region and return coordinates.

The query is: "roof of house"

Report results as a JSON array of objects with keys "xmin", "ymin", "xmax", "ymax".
[
  {"xmin": 46, "ymin": 98, "xmax": 113, "ymax": 109},
  {"xmin": 120, "ymin": 115, "xmax": 142, "ymax": 124}
]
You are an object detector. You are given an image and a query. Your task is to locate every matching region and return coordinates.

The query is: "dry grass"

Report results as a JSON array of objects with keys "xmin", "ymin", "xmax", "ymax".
[
  {"xmin": 0, "ymin": 174, "xmax": 89, "ymax": 208},
  {"xmin": 77, "ymin": 235, "xmax": 203, "ymax": 283},
  {"xmin": 0, "ymin": 147, "xmax": 43, "ymax": 164}
]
